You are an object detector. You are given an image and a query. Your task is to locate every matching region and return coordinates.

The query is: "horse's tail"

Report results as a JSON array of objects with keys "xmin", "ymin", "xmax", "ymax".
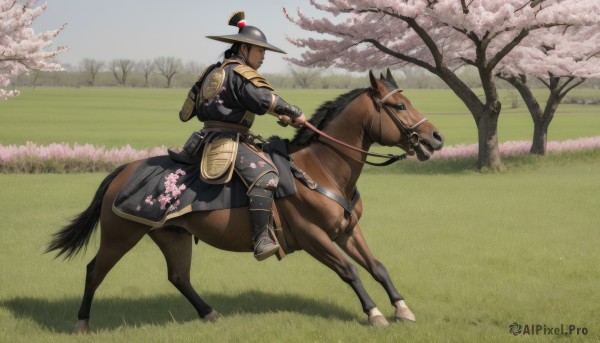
[{"xmin": 46, "ymin": 164, "xmax": 128, "ymax": 260}]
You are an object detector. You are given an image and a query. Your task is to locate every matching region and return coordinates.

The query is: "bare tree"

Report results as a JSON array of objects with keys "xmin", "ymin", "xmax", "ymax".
[
  {"xmin": 320, "ymin": 69, "xmax": 332, "ymax": 89},
  {"xmin": 109, "ymin": 59, "xmax": 135, "ymax": 86},
  {"xmin": 136, "ymin": 59, "xmax": 155, "ymax": 87},
  {"xmin": 81, "ymin": 58, "xmax": 104, "ymax": 86},
  {"xmin": 154, "ymin": 56, "xmax": 182, "ymax": 88},
  {"xmin": 183, "ymin": 61, "xmax": 205, "ymax": 77},
  {"xmin": 289, "ymin": 64, "xmax": 319, "ymax": 89}
]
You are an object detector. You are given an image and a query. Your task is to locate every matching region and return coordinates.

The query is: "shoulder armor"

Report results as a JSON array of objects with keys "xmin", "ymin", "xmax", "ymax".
[
  {"xmin": 233, "ymin": 65, "xmax": 274, "ymax": 91},
  {"xmin": 201, "ymin": 67, "xmax": 226, "ymax": 102},
  {"xmin": 180, "ymin": 64, "xmax": 218, "ymax": 122}
]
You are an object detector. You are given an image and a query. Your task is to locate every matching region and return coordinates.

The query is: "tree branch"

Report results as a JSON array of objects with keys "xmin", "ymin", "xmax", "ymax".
[
  {"xmin": 460, "ymin": 0, "xmax": 470, "ymax": 14},
  {"xmin": 362, "ymin": 39, "xmax": 437, "ymax": 74},
  {"xmin": 557, "ymin": 77, "xmax": 586, "ymax": 100},
  {"xmin": 358, "ymin": 8, "xmax": 446, "ymax": 69},
  {"xmin": 486, "ymin": 29, "xmax": 530, "ymax": 72}
]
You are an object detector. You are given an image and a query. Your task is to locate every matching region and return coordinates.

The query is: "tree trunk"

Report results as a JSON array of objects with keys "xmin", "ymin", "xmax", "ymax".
[
  {"xmin": 500, "ymin": 75, "xmax": 549, "ymax": 155},
  {"xmin": 438, "ymin": 67, "xmax": 502, "ymax": 170},
  {"xmin": 476, "ymin": 66, "xmax": 503, "ymax": 171},
  {"xmin": 477, "ymin": 103, "xmax": 502, "ymax": 170},
  {"xmin": 530, "ymin": 96, "xmax": 559, "ymax": 154},
  {"xmin": 530, "ymin": 120, "xmax": 549, "ymax": 155}
]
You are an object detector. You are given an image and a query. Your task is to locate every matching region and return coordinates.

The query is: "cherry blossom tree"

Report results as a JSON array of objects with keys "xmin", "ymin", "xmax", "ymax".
[
  {"xmin": 0, "ymin": 0, "xmax": 66, "ymax": 100},
  {"xmin": 498, "ymin": 25, "xmax": 600, "ymax": 155},
  {"xmin": 285, "ymin": 0, "xmax": 600, "ymax": 170}
]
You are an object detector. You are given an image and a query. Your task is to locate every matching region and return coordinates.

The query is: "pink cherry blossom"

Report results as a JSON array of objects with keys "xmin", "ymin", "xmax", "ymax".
[
  {"xmin": 1, "ymin": 0, "xmax": 67, "ymax": 100},
  {"xmin": 0, "ymin": 142, "xmax": 168, "ymax": 172},
  {"xmin": 157, "ymin": 194, "xmax": 172, "ymax": 210}
]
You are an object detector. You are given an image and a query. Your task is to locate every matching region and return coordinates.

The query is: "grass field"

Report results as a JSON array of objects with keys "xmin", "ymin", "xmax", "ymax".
[
  {"xmin": 0, "ymin": 151, "xmax": 598, "ymax": 342},
  {"xmin": 1, "ymin": 87, "xmax": 599, "ymax": 149},
  {"xmin": 1, "ymin": 87, "xmax": 599, "ymax": 342}
]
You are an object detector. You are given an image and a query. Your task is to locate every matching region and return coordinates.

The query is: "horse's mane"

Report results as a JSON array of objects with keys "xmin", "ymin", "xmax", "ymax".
[{"xmin": 289, "ymin": 88, "xmax": 369, "ymax": 146}]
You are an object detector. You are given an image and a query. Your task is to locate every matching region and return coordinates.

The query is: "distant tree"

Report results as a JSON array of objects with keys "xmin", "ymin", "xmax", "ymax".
[
  {"xmin": 81, "ymin": 58, "xmax": 104, "ymax": 86},
  {"xmin": 154, "ymin": 56, "xmax": 181, "ymax": 88},
  {"xmin": 0, "ymin": 0, "xmax": 66, "ymax": 99},
  {"xmin": 320, "ymin": 69, "xmax": 332, "ymax": 89},
  {"xmin": 109, "ymin": 59, "xmax": 135, "ymax": 86},
  {"xmin": 498, "ymin": 25, "xmax": 600, "ymax": 155},
  {"xmin": 289, "ymin": 64, "xmax": 319, "ymax": 88},
  {"xmin": 136, "ymin": 59, "xmax": 155, "ymax": 87},
  {"xmin": 183, "ymin": 61, "xmax": 204, "ymax": 76}
]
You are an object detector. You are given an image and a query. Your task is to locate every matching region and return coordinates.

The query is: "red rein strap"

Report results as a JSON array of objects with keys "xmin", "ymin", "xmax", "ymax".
[{"xmin": 303, "ymin": 121, "xmax": 406, "ymax": 166}]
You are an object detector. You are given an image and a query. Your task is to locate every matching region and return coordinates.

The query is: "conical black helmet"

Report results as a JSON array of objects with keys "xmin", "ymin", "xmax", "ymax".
[{"xmin": 206, "ymin": 11, "xmax": 286, "ymax": 54}]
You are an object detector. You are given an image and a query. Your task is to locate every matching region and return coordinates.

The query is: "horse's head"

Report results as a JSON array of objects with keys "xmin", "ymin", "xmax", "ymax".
[{"xmin": 368, "ymin": 69, "xmax": 444, "ymax": 161}]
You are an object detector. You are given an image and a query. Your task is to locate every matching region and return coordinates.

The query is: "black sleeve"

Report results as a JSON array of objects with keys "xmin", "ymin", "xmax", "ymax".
[
  {"xmin": 271, "ymin": 95, "xmax": 302, "ymax": 118},
  {"xmin": 234, "ymin": 76, "xmax": 274, "ymax": 115}
]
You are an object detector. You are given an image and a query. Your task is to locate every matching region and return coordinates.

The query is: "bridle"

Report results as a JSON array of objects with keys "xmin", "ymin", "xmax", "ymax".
[
  {"xmin": 304, "ymin": 87, "xmax": 429, "ymax": 166},
  {"xmin": 372, "ymin": 88, "xmax": 429, "ymax": 149}
]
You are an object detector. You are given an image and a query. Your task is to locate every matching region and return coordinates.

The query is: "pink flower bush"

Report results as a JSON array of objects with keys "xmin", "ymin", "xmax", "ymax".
[
  {"xmin": 428, "ymin": 136, "xmax": 600, "ymax": 161},
  {"xmin": 1, "ymin": 137, "xmax": 599, "ymax": 173},
  {"xmin": 0, "ymin": 142, "xmax": 167, "ymax": 173}
]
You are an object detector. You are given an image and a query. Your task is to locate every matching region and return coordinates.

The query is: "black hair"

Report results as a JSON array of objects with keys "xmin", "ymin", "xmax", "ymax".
[{"xmin": 224, "ymin": 42, "xmax": 241, "ymax": 59}]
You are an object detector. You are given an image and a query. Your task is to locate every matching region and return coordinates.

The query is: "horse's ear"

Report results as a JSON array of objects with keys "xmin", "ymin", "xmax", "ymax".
[
  {"xmin": 379, "ymin": 72, "xmax": 385, "ymax": 80},
  {"xmin": 369, "ymin": 70, "xmax": 377, "ymax": 86},
  {"xmin": 369, "ymin": 70, "xmax": 383, "ymax": 95},
  {"xmin": 386, "ymin": 68, "xmax": 398, "ymax": 87}
]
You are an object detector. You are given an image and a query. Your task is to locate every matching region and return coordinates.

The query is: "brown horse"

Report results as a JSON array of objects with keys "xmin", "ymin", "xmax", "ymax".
[{"xmin": 47, "ymin": 70, "xmax": 444, "ymax": 333}]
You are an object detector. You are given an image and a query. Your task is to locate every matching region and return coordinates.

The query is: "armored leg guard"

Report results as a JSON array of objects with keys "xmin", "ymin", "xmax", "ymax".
[{"xmin": 248, "ymin": 173, "xmax": 280, "ymax": 261}]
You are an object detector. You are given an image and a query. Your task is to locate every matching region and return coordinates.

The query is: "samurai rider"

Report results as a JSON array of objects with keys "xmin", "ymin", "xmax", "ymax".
[{"xmin": 178, "ymin": 11, "xmax": 306, "ymax": 261}]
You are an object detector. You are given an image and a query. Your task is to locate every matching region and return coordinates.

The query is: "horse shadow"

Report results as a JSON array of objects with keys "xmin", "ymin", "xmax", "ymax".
[{"xmin": 1, "ymin": 290, "xmax": 358, "ymax": 333}]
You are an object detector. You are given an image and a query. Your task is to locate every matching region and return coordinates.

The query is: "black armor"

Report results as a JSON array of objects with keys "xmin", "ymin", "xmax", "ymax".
[{"xmin": 178, "ymin": 11, "xmax": 303, "ymax": 261}]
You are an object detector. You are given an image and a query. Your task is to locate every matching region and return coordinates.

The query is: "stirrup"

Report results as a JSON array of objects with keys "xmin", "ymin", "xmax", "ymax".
[{"xmin": 253, "ymin": 230, "xmax": 280, "ymax": 261}]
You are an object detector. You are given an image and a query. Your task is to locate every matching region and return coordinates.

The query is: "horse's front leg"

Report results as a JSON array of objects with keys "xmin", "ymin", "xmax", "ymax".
[
  {"xmin": 295, "ymin": 224, "xmax": 389, "ymax": 327},
  {"xmin": 336, "ymin": 224, "xmax": 416, "ymax": 322}
]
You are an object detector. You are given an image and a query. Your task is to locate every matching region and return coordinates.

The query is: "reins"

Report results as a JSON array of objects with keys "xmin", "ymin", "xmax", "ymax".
[
  {"xmin": 302, "ymin": 88, "xmax": 428, "ymax": 167},
  {"xmin": 304, "ymin": 121, "xmax": 406, "ymax": 166}
]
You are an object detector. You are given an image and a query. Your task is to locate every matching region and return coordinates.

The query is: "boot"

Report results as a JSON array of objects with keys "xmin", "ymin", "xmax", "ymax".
[{"xmin": 249, "ymin": 189, "xmax": 280, "ymax": 261}]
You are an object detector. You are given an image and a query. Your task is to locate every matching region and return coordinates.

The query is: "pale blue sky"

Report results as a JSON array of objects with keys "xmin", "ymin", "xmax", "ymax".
[{"xmin": 33, "ymin": 1, "xmax": 322, "ymax": 73}]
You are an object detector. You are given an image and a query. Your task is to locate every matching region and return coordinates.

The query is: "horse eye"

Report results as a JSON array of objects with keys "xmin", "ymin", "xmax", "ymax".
[{"xmin": 395, "ymin": 104, "xmax": 406, "ymax": 110}]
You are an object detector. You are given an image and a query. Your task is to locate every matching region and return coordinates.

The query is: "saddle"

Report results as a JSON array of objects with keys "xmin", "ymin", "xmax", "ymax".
[{"xmin": 114, "ymin": 138, "xmax": 359, "ymax": 260}]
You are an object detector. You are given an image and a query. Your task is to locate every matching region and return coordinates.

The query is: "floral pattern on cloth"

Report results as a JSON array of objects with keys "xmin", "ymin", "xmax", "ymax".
[
  {"xmin": 204, "ymin": 86, "xmax": 226, "ymax": 106},
  {"xmin": 139, "ymin": 168, "xmax": 187, "ymax": 213}
]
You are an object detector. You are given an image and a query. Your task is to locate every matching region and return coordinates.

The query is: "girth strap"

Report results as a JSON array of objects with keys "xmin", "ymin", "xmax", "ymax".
[{"xmin": 289, "ymin": 161, "xmax": 360, "ymax": 216}]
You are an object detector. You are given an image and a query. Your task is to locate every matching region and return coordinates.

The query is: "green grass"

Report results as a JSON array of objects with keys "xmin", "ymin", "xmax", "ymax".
[
  {"xmin": 1, "ymin": 86, "xmax": 599, "ymax": 341},
  {"xmin": 0, "ymin": 88, "xmax": 347, "ymax": 149},
  {"xmin": 1, "ymin": 87, "xmax": 598, "ymax": 149},
  {"xmin": 0, "ymin": 151, "xmax": 598, "ymax": 342}
]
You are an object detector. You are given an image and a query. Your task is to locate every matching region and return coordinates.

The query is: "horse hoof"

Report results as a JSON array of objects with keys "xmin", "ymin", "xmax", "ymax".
[
  {"xmin": 73, "ymin": 320, "xmax": 90, "ymax": 335},
  {"xmin": 368, "ymin": 315, "xmax": 389, "ymax": 327},
  {"xmin": 202, "ymin": 310, "xmax": 221, "ymax": 323},
  {"xmin": 394, "ymin": 301, "xmax": 416, "ymax": 322}
]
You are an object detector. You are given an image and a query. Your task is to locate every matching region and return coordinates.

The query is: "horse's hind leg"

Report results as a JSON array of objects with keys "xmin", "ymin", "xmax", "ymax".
[
  {"xmin": 148, "ymin": 226, "xmax": 220, "ymax": 323},
  {"xmin": 73, "ymin": 219, "xmax": 147, "ymax": 334},
  {"xmin": 336, "ymin": 225, "xmax": 416, "ymax": 322}
]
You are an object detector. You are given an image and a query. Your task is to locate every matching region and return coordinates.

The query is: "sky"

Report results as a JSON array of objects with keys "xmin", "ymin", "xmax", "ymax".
[{"xmin": 32, "ymin": 0, "xmax": 323, "ymax": 74}]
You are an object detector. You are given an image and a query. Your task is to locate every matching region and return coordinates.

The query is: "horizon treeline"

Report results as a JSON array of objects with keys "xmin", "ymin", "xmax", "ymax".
[{"xmin": 13, "ymin": 57, "xmax": 600, "ymax": 91}]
